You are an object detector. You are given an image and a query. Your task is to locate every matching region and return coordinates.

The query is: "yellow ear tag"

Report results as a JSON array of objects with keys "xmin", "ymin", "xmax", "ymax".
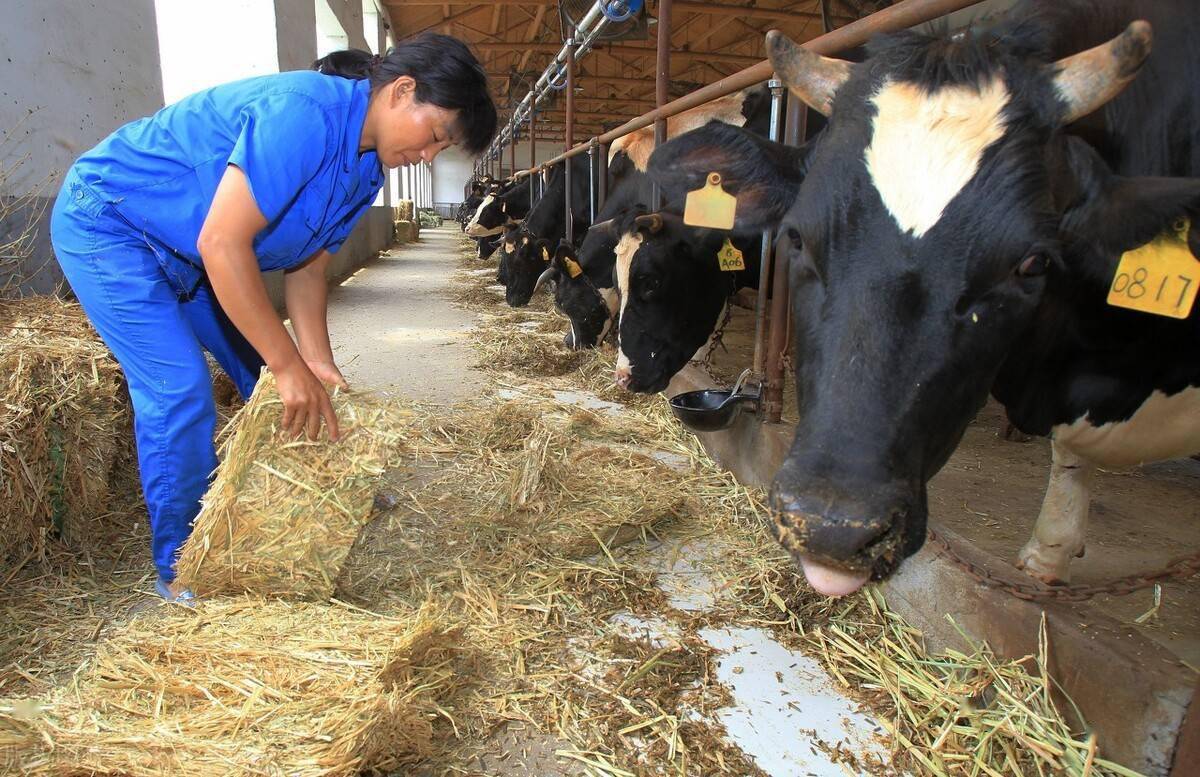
[
  {"xmin": 564, "ymin": 257, "xmax": 584, "ymax": 278},
  {"xmin": 541, "ymin": 246, "xmax": 550, "ymax": 262},
  {"xmin": 717, "ymin": 238, "xmax": 745, "ymax": 272},
  {"xmin": 684, "ymin": 172, "xmax": 737, "ymax": 230},
  {"xmin": 1107, "ymin": 218, "xmax": 1200, "ymax": 319}
]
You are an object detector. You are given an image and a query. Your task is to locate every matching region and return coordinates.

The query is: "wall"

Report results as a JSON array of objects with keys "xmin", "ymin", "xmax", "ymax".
[{"xmin": 431, "ymin": 137, "xmax": 561, "ymax": 208}]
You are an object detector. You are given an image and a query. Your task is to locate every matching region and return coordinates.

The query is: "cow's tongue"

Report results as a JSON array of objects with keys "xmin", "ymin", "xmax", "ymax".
[{"xmin": 799, "ymin": 557, "xmax": 870, "ymax": 597}]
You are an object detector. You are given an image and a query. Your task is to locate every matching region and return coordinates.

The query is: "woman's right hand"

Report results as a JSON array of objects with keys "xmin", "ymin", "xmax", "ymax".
[{"xmin": 274, "ymin": 358, "xmax": 340, "ymax": 441}]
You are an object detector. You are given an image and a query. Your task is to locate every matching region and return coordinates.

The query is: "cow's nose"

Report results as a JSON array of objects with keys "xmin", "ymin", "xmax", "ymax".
[
  {"xmin": 770, "ymin": 483, "xmax": 901, "ymax": 564},
  {"xmin": 614, "ymin": 366, "xmax": 632, "ymax": 389}
]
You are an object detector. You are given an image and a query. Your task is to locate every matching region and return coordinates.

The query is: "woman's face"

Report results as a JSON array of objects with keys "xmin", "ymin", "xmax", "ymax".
[{"xmin": 371, "ymin": 75, "xmax": 459, "ymax": 168}]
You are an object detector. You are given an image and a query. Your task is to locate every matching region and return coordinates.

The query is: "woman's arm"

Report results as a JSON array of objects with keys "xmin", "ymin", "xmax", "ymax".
[
  {"xmin": 198, "ymin": 166, "xmax": 339, "ymax": 440},
  {"xmin": 285, "ymin": 250, "xmax": 348, "ymax": 389}
]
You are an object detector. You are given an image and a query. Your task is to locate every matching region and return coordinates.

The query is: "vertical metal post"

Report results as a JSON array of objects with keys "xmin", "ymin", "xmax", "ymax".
[
  {"xmin": 587, "ymin": 139, "xmax": 596, "ymax": 223},
  {"xmin": 529, "ymin": 109, "xmax": 537, "ymax": 209},
  {"xmin": 597, "ymin": 142, "xmax": 609, "ymax": 211},
  {"xmin": 564, "ymin": 36, "xmax": 576, "ymax": 243},
  {"xmin": 652, "ymin": 0, "xmax": 672, "ymax": 207},
  {"xmin": 765, "ymin": 97, "xmax": 806, "ymax": 423},
  {"xmin": 752, "ymin": 79, "xmax": 785, "ymax": 389},
  {"xmin": 510, "ymin": 133, "xmax": 516, "ymax": 180}
]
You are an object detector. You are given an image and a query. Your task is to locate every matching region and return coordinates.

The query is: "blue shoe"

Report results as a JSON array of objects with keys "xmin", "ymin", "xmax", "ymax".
[{"xmin": 156, "ymin": 576, "xmax": 197, "ymax": 606}]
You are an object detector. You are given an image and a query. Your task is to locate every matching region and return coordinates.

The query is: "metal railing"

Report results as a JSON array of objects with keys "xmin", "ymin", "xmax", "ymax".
[{"xmin": 478, "ymin": 0, "xmax": 987, "ymax": 422}]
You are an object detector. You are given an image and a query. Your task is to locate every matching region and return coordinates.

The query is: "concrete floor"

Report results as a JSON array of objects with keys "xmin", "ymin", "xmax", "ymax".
[
  {"xmin": 329, "ymin": 227, "xmax": 889, "ymax": 776},
  {"xmin": 326, "ymin": 226, "xmax": 484, "ymax": 401}
]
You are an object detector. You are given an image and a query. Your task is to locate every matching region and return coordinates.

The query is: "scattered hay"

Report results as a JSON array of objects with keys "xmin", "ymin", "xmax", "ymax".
[
  {"xmin": 471, "ymin": 326, "xmax": 589, "ymax": 377},
  {"xmin": 175, "ymin": 372, "xmax": 406, "ymax": 599},
  {"xmin": 0, "ymin": 297, "xmax": 131, "ymax": 567},
  {"xmin": 2, "ymin": 597, "xmax": 467, "ymax": 777}
]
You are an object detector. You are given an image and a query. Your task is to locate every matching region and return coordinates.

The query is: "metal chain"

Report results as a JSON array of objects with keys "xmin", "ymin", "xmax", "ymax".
[
  {"xmin": 926, "ymin": 527, "xmax": 1200, "ymax": 602},
  {"xmin": 687, "ymin": 296, "xmax": 736, "ymax": 384}
]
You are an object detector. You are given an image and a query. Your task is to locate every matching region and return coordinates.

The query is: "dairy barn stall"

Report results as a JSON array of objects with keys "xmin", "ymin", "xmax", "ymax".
[{"xmin": 0, "ymin": 0, "xmax": 1197, "ymax": 775}]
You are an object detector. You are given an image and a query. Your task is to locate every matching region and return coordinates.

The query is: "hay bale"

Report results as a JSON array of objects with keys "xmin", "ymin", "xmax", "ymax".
[
  {"xmin": 393, "ymin": 219, "xmax": 415, "ymax": 244},
  {"xmin": 3, "ymin": 597, "xmax": 464, "ymax": 776},
  {"xmin": 395, "ymin": 199, "xmax": 414, "ymax": 222},
  {"xmin": 175, "ymin": 372, "xmax": 406, "ymax": 599},
  {"xmin": 0, "ymin": 297, "xmax": 130, "ymax": 565}
]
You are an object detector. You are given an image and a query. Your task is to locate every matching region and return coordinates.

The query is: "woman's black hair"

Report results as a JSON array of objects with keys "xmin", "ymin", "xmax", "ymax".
[{"xmin": 313, "ymin": 32, "xmax": 497, "ymax": 155}]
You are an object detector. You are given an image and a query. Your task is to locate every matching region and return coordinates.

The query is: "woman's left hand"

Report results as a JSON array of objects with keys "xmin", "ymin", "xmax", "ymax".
[{"xmin": 305, "ymin": 359, "xmax": 349, "ymax": 390}]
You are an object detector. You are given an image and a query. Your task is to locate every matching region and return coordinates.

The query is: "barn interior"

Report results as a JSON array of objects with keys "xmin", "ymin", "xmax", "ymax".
[{"xmin": 0, "ymin": 1, "xmax": 1197, "ymax": 775}]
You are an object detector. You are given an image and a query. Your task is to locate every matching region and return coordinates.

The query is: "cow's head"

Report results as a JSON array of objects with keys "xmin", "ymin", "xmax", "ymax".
[
  {"xmin": 551, "ymin": 237, "xmax": 619, "ymax": 351},
  {"xmin": 649, "ymin": 22, "xmax": 1152, "ymax": 595},
  {"xmin": 466, "ymin": 183, "xmax": 521, "ymax": 237},
  {"xmin": 495, "ymin": 225, "xmax": 523, "ymax": 285},
  {"xmin": 612, "ymin": 211, "xmax": 738, "ymax": 393},
  {"xmin": 504, "ymin": 229, "xmax": 554, "ymax": 307}
]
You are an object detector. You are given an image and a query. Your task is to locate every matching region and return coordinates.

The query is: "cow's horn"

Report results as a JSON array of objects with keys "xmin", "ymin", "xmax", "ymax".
[
  {"xmin": 766, "ymin": 29, "xmax": 851, "ymax": 117},
  {"xmin": 1053, "ymin": 20, "xmax": 1152, "ymax": 124},
  {"xmin": 635, "ymin": 213, "xmax": 663, "ymax": 234},
  {"xmin": 533, "ymin": 265, "xmax": 555, "ymax": 294}
]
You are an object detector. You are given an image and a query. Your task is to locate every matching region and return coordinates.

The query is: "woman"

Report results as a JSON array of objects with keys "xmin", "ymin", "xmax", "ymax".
[{"xmin": 50, "ymin": 33, "xmax": 496, "ymax": 601}]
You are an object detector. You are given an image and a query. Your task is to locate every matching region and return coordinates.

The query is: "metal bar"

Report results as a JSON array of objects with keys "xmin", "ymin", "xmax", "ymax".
[
  {"xmin": 518, "ymin": 0, "xmax": 985, "ymax": 174},
  {"xmin": 565, "ymin": 36, "xmax": 576, "ymax": 244},
  {"xmin": 764, "ymin": 96, "xmax": 805, "ymax": 424},
  {"xmin": 597, "ymin": 142, "xmax": 609, "ymax": 211},
  {"xmin": 653, "ymin": 0, "xmax": 672, "ymax": 206},
  {"xmin": 475, "ymin": 41, "xmax": 764, "ymax": 66},
  {"xmin": 509, "ymin": 133, "xmax": 516, "ymax": 181},
  {"xmin": 588, "ymin": 140, "xmax": 596, "ymax": 223},
  {"xmin": 752, "ymin": 78, "xmax": 785, "ymax": 389},
  {"xmin": 529, "ymin": 109, "xmax": 537, "ymax": 210}
]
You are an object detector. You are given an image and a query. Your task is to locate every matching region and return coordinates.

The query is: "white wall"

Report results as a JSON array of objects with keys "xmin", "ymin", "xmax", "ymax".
[{"xmin": 431, "ymin": 138, "xmax": 562, "ymax": 206}]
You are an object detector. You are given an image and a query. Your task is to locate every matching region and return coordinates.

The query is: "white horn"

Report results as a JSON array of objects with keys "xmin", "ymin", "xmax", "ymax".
[
  {"xmin": 1054, "ymin": 20, "xmax": 1152, "ymax": 124},
  {"xmin": 533, "ymin": 265, "xmax": 555, "ymax": 294},
  {"xmin": 766, "ymin": 29, "xmax": 852, "ymax": 117}
]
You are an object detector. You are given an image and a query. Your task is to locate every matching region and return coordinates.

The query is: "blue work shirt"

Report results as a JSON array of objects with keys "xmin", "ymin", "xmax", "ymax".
[{"xmin": 68, "ymin": 71, "xmax": 385, "ymax": 296}]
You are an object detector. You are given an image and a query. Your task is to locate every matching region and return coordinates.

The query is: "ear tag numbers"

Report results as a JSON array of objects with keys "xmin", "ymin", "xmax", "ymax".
[
  {"xmin": 1107, "ymin": 218, "xmax": 1199, "ymax": 319},
  {"xmin": 684, "ymin": 172, "xmax": 737, "ymax": 230},
  {"xmin": 564, "ymin": 257, "xmax": 584, "ymax": 278},
  {"xmin": 717, "ymin": 238, "xmax": 745, "ymax": 272},
  {"xmin": 541, "ymin": 246, "xmax": 551, "ymax": 262}
]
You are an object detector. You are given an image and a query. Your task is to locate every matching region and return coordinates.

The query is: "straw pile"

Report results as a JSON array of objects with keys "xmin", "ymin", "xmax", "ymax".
[
  {"xmin": 2, "ymin": 597, "xmax": 468, "ymax": 776},
  {"xmin": 393, "ymin": 219, "xmax": 416, "ymax": 244},
  {"xmin": 0, "ymin": 296, "xmax": 130, "ymax": 566},
  {"xmin": 395, "ymin": 199, "xmax": 415, "ymax": 222},
  {"xmin": 175, "ymin": 372, "xmax": 405, "ymax": 599}
]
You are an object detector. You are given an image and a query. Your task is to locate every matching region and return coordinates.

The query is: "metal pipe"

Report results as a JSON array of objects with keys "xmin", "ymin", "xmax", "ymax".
[
  {"xmin": 564, "ymin": 36, "xmax": 576, "ymax": 244},
  {"xmin": 597, "ymin": 142, "xmax": 609, "ymax": 211},
  {"xmin": 587, "ymin": 140, "xmax": 596, "ymax": 223},
  {"xmin": 529, "ymin": 109, "xmax": 537, "ymax": 209},
  {"xmin": 752, "ymin": 78, "xmax": 785, "ymax": 389},
  {"xmin": 652, "ymin": 0, "xmax": 672, "ymax": 206},
  {"xmin": 519, "ymin": 0, "xmax": 985, "ymax": 173},
  {"xmin": 509, "ymin": 133, "xmax": 516, "ymax": 181},
  {"xmin": 764, "ymin": 97, "xmax": 806, "ymax": 424}
]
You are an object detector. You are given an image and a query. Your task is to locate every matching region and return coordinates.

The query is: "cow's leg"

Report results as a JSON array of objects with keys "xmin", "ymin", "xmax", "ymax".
[{"xmin": 1016, "ymin": 441, "xmax": 1092, "ymax": 584}]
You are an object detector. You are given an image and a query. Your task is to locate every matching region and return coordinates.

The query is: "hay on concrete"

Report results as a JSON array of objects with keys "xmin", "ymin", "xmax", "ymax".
[
  {"xmin": 0, "ymin": 297, "xmax": 130, "ymax": 567},
  {"xmin": 175, "ymin": 372, "xmax": 406, "ymax": 599},
  {"xmin": 2, "ymin": 597, "xmax": 466, "ymax": 777}
]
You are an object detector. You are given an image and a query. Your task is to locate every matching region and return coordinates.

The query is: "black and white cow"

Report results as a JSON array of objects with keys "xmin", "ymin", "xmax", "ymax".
[
  {"xmin": 549, "ymin": 87, "xmax": 775, "ymax": 348},
  {"xmin": 650, "ymin": 0, "xmax": 1198, "ymax": 595},
  {"xmin": 612, "ymin": 211, "xmax": 764, "ymax": 393},
  {"xmin": 465, "ymin": 175, "xmax": 532, "ymax": 237},
  {"xmin": 502, "ymin": 154, "xmax": 599, "ymax": 307}
]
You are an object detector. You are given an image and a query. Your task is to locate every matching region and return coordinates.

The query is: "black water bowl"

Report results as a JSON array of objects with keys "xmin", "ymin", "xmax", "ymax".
[{"xmin": 668, "ymin": 389, "xmax": 760, "ymax": 432}]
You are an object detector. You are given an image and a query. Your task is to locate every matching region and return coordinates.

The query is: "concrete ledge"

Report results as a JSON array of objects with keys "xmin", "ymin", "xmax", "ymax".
[{"xmin": 664, "ymin": 364, "xmax": 1198, "ymax": 776}]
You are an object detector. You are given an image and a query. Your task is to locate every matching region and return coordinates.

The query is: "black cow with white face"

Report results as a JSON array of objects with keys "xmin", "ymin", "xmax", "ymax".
[
  {"xmin": 549, "ymin": 235, "xmax": 621, "ymax": 350},
  {"xmin": 651, "ymin": 0, "xmax": 1199, "ymax": 595},
  {"xmin": 465, "ymin": 176, "xmax": 532, "ymax": 237},
  {"xmin": 612, "ymin": 211, "xmax": 763, "ymax": 393},
  {"xmin": 501, "ymin": 154, "xmax": 598, "ymax": 307}
]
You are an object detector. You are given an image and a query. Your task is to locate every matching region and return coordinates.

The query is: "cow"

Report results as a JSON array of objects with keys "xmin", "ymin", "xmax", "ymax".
[
  {"xmin": 546, "ymin": 87, "xmax": 775, "ymax": 347},
  {"xmin": 501, "ymin": 153, "xmax": 599, "ymax": 307},
  {"xmin": 611, "ymin": 211, "xmax": 764, "ymax": 393},
  {"xmin": 647, "ymin": 0, "xmax": 1198, "ymax": 596},
  {"xmin": 465, "ymin": 175, "xmax": 532, "ymax": 237}
]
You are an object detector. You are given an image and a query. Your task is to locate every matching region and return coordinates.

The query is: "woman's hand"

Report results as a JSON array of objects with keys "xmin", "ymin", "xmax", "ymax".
[
  {"xmin": 275, "ymin": 358, "xmax": 340, "ymax": 441},
  {"xmin": 305, "ymin": 359, "xmax": 349, "ymax": 390}
]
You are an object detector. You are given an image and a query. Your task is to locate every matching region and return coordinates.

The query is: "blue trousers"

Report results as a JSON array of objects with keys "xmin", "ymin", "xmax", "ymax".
[{"xmin": 50, "ymin": 172, "xmax": 264, "ymax": 581}]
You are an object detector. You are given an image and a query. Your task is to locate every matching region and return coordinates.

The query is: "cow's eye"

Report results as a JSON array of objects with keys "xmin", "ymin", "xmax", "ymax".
[{"xmin": 1017, "ymin": 254, "xmax": 1048, "ymax": 277}]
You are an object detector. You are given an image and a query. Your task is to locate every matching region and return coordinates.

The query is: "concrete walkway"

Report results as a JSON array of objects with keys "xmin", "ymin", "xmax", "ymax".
[{"xmin": 325, "ymin": 225, "xmax": 483, "ymax": 401}]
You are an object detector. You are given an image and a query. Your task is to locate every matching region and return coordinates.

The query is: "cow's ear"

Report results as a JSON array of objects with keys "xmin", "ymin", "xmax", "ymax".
[
  {"xmin": 1060, "ymin": 138, "xmax": 1200, "ymax": 255},
  {"xmin": 647, "ymin": 122, "xmax": 807, "ymax": 233}
]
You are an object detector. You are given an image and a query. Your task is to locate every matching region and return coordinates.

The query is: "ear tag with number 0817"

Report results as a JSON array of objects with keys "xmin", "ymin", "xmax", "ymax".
[
  {"xmin": 1107, "ymin": 218, "xmax": 1199, "ymax": 319},
  {"xmin": 717, "ymin": 238, "xmax": 745, "ymax": 272},
  {"xmin": 684, "ymin": 172, "xmax": 737, "ymax": 230}
]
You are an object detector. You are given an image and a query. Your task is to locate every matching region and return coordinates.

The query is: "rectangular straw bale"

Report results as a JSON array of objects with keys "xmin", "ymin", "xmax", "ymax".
[
  {"xmin": 2, "ymin": 597, "xmax": 463, "ymax": 777},
  {"xmin": 175, "ymin": 372, "xmax": 405, "ymax": 599},
  {"xmin": 0, "ymin": 297, "xmax": 130, "ymax": 566},
  {"xmin": 395, "ymin": 199, "xmax": 415, "ymax": 222},
  {"xmin": 393, "ymin": 219, "xmax": 415, "ymax": 244}
]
